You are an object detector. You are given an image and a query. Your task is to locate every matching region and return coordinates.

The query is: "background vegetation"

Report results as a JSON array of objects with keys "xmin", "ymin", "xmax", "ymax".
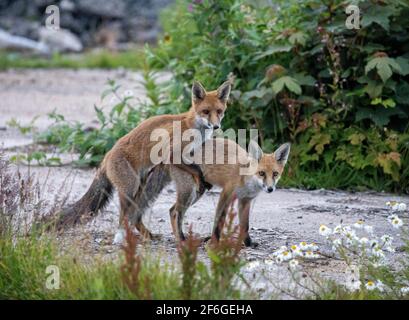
[
  {"xmin": 148, "ymin": 0, "xmax": 409, "ymax": 193},
  {"xmin": 12, "ymin": 0, "xmax": 408, "ymax": 194}
]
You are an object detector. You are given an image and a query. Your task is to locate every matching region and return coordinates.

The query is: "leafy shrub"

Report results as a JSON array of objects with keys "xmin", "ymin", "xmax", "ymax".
[
  {"xmin": 15, "ymin": 0, "xmax": 409, "ymax": 193},
  {"xmin": 146, "ymin": 0, "xmax": 409, "ymax": 192}
]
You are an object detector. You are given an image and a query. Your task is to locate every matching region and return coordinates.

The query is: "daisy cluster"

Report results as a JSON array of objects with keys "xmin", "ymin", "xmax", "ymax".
[
  {"xmin": 386, "ymin": 201, "xmax": 407, "ymax": 212},
  {"xmin": 318, "ymin": 220, "xmax": 396, "ymax": 264},
  {"xmin": 344, "ymin": 265, "xmax": 386, "ymax": 292},
  {"xmin": 324, "ymin": 201, "xmax": 407, "ymax": 294},
  {"xmin": 318, "ymin": 200, "xmax": 407, "ymax": 265},
  {"xmin": 271, "ymin": 242, "xmax": 320, "ymax": 266}
]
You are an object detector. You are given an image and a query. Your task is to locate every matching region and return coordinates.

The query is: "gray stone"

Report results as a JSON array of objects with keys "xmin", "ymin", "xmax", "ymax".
[
  {"xmin": 75, "ymin": 0, "xmax": 126, "ymax": 18},
  {"xmin": 38, "ymin": 27, "xmax": 83, "ymax": 53},
  {"xmin": 0, "ymin": 28, "xmax": 50, "ymax": 55}
]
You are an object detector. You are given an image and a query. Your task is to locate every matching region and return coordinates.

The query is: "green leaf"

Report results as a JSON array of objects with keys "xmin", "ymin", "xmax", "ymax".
[
  {"xmin": 364, "ymin": 81, "xmax": 383, "ymax": 99},
  {"xmin": 365, "ymin": 57, "xmax": 402, "ymax": 83},
  {"xmin": 289, "ymin": 32, "xmax": 307, "ymax": 46},
  {"xmin": 293, "ymin": 73, "xmax": 316, "ymax": 86},
  {"xmin": 370, "ymin": 98, "xmax": 396, "ymax": 108},
  {"xmin": 349, "ymin": 133, "xmax": 366, "ymax": 145},
  {"xmin": 396, "ymin": 56, "xmax": 409, "ymax": 76},
  {"xmin": 361, "ymin": 6, "xmax": 394, "ymax": 31},
  {"xmin": 355, "ymin": 107, "xmax": 405, "ymax": 127},
  {"xmin": 272, "ymin": 76, "xmax": 302, "ymax": 95},
  {"xmin": 254, "ymin": 44, "xmax": 293, "ymax": 60}
]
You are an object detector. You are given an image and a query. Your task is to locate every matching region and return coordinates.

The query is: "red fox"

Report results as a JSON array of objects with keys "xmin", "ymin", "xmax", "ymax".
[
  {"xmin": 135, "ymin": 138, "xmax": 291, "ymax": 247},
  {"xmin": 56, "ymin": 81, "xmax": 232, "ymax": 242}
]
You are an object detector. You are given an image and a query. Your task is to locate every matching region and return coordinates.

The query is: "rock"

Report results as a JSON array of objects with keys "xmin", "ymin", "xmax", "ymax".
[
  {"xmin": 0, "ymin": 28, "xmax": 50, "ymax": 55},
  {"xmin": 60, "ymin": 0, "xmax": 75, "ymax": 11},
  {"xmin": 0, "ymin": 17, "xmax": 41, "ymax": 41},
  {"xmin": 38, "ymin": 27, "xmax": 83, "ymax": 52},
  {"xmin": 76, "ymin": 0, "xmax": 126, "ymax": 18}
]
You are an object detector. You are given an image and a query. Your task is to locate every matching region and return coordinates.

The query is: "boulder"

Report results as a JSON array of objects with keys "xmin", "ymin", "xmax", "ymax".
[
  {"xmin": 38, "ymin": 27, "xmax": 83, "ymax": 53},
  {"xmin": 0, "ymin": 28, "xmax": 50, "ymax": 55},
  {"xmin": 75, "ymin": 0, "xmax": 126, "ymax": 18}
]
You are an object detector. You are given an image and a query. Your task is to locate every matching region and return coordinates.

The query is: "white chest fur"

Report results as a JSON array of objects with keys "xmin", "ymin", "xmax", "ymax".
[{"xmin": 235, "ymin": 177, "xmax": 262, "ymax": 199}]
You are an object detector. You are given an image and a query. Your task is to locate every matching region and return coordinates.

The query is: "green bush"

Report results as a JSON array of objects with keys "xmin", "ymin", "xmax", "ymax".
[
  {"xmin": 19, "ymin": 0, "xmax": 409, "ymax": 193},
  {"xmin": 146, "ymin": 0, "xmax": 409, "ymax": 192}
]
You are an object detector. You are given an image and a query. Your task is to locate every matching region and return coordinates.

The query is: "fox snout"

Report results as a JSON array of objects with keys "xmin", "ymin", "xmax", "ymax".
[
  {"xmin": 267, "ymin": 186, "xmax": 275, "ymax": 193},
  {"xmin": 263, "ymin": 183, "xmax": 276, "ymax": 193},
  {"xmin": 196, "ymin": 115, "xmax": 221, "ymax": 130}
]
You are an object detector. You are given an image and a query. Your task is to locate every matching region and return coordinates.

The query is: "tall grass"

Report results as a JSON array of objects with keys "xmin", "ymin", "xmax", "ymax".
[
  {"xmin": 0, "ymin": 152, "xmax": 252, "ymax": 299},
  {"xmin": 0, "ymin": 49, "xmax": 146, "ymax": 70}
]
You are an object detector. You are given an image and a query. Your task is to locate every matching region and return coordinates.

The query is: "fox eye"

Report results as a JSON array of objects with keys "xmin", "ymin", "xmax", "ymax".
[
  {"xmin": 258, "ymin": 171, "xmax": 265, "ymax": 177},
  {"xmin": 217, "ymin": 109, "xmax": 223, "ymax": 114},
  {"xmin": 273, "ymin": 171, "xmax": 279, "ymax": 178},
  {"xmin": 203, "ymin": 110, "xmax": 210, "ymax": 115}
]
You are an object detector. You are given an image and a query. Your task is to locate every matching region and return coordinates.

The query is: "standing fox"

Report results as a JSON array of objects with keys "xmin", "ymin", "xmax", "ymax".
[
  {"xmin": 56, "ymin": 81, "xmax": 232, "ymax": 243},
  {"xmin": 137, "ymin": 138, "xmax": 291, "ymax": 247}
]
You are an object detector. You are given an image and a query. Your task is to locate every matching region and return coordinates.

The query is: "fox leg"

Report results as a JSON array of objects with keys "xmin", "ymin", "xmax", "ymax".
[
  {"xmin": 169, "ymin": 186, "xmax": 198, "ymax": 243},
  {"xmin": 118, "ymin": 191, "xmax": 154, "ymax": 241},
  {"xmin": 238, "ymin": 198, "xmax": 257, "ymax": 248},
  {"xmin": 108, "ymin": 156, "xmax": 156, "ymax": 242},
  {"xmin": 168, "ymin": 166, "xmax": 200, "ymax": 243},
  {"xmin": 171, "ymin": 161, "xmax": 212, "ymax": 195},
  {"xmin": 212, "ymin": 189, "xmax": 235, "ymax": 242}
]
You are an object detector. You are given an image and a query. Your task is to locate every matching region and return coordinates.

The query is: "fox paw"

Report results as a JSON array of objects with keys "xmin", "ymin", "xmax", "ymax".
[{"xmin": 244, "ymin": 237, "xmax": 259, "ymax": 248}]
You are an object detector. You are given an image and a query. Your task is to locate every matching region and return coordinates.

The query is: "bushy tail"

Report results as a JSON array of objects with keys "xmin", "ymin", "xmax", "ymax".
[
  {"xmin": 130, "ymin": 164, "xmax": 172, "ymax": 224},
  {"xmin": 54, "ymin": 168, "xmax": 113, "ymax": 230}
]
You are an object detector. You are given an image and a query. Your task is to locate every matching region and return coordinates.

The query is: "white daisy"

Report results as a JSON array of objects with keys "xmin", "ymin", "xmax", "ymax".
[
  {"xmin": 319, "ymin": 224, "xmax": 332, "ymax": 237},
  {"xmin": 299, "ymin": 241, "xmax": 309, "ymax": 251},
  {"xmin": 304, "ymin": 250, "xmax": 319, "ymax": 259},
  {"xmin": 332, "ymin": 238, "xmax": 342, "ymax": 250},
  {"xmin": 397, "ymin": 203, "xmax": 407, "ymax": 211},
  {"xmin": 290, "ymin": 244, "xmax": 299, "ymax": 252},
  {"xmin": 360, "ymin": 237, "xmax": 369, "ymax": 246},
  {"xmin": 281, "ymin": 250, "xmax": 292, "ymax": 261},
  {"xmin": 381, "ymin": 235, "xmax": 393, "ymax": 246},
  {"xmin": 376, "ymin": 280, "xmax": 385, "ymax": 292},
  {"xmin": 308, "ymin": 243, "xmax": 319, "ymax": 251},
  {"xmin": 391, "ymin": 217, "xmax": 403, "ymax": 229},
  {"xmin": 365, "ymin": 280, "xmax": 376, "ymax": 291},
  {"xmin": 353, "ymin": 220, "xmax": 364, "ymax": 229},
  {"xmin": 346, "ymin": 279, "xmax": 361, "ymax": 292}
]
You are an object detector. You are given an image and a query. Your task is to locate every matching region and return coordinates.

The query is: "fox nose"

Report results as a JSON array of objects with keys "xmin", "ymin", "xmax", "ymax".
[
  {"xmin": 213, "ymin": 124, "xmax": 220, "ymax": 130},
  {"xmin": 267, "ymin": 186, "xmax": 274, "ymax": 193}
]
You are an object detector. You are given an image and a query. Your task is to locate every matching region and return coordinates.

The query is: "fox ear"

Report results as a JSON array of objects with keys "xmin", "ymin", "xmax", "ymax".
[
  {"xmin": 248, "ymin": 140, "xmax": 263, "ymax": 161},
  {"xmin": 217, "ymin": 81, "xmax": 231, "ymax": 103},
  {"xmin": 192, "ymin": 81, "xmax": 206, "ymax": 102},
  {"xmin": 274, "ymin": 143, "xmax": 291, "ymax": 165}
]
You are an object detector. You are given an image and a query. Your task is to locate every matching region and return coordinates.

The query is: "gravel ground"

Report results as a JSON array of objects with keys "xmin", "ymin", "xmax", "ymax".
[{"xmin": 1, "ymin": 69, "xmax": 408, "ymax": 298}]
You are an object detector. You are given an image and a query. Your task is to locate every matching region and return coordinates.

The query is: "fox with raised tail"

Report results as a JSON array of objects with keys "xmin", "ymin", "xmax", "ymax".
[
  {"xmin": 55, "ymin": 81, "xmax": 232, "ymax": 242},
  {"xmin": 136, "ymin": 138, "xmax": 291, "ymax": 247}
]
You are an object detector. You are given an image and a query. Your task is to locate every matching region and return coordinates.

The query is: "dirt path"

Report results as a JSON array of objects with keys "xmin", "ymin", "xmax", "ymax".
[{"xmin": 1, "ymin": 69, "xmax": 408, "ymax": 298}]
